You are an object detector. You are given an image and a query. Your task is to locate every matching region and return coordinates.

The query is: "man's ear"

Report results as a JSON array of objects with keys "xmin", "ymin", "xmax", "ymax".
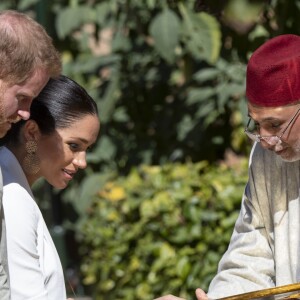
[{"xmin": 23, "ymin": 120, "xmax": 41, "ymax": 141}]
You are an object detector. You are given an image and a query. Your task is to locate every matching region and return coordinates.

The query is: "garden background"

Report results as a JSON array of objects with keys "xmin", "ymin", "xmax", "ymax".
[{"xmin": 2, "ymin": 0, "xmax": 300, "ymax": 299}]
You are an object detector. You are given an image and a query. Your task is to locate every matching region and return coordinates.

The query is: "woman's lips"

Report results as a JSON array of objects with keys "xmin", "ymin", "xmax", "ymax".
[{"xmin": 62, "ymin": 169, "xmax": 76, "ymax": 179}]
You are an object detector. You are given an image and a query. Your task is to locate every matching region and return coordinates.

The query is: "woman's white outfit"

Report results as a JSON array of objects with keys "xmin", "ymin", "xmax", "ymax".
[{"xmin": 0, "ymin": 147, "xmax": 66, "ymax": 299}]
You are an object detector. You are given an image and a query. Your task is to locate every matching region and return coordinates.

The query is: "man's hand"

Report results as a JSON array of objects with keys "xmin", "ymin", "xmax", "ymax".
[
  {"xmin": 154, "ymin": 295, "xmax": 186, "ymax": 300},
  {"xmin": 153, "ymin": 288, "xmax": 208, "ymax": 300},
  {"xmin": 195, "ymin": 288, "xmax": 208, "ymax": 300}
]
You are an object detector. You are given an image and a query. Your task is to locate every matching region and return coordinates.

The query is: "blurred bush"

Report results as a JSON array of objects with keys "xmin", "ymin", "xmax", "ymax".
[{"xmin": 78, "ymin": 158, "xmax": 248, "ymax": 299}]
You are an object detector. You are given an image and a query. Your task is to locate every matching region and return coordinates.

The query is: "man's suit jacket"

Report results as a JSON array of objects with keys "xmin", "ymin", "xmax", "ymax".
[{"xmin": 0, "ymin": 167, "xmax": 10, "ymax": 299}]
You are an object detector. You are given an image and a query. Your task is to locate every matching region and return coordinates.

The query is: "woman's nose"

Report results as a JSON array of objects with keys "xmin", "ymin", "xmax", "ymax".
[{"xmin": 73, "ymin": 152, "xmax": 87, "ymax": 169}]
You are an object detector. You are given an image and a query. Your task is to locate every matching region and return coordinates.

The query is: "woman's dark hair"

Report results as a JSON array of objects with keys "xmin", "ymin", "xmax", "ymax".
[{"xmin": 2, "ymin": 74, "xmax": 98, "ymax": 146}]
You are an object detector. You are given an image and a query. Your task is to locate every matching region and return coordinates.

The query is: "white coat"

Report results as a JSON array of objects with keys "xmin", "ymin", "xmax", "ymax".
[{"xmin": 0, "ymin": 147, "xmax": 66, "ymax": 299}]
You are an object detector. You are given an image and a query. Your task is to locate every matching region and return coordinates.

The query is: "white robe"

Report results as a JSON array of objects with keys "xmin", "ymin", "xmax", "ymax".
[
  {"xmin": 208, "ymin": 142, "xmax": 300, "ymax": 299},
  {"xmin": 0, "ymin": 147, "xmax": 66, "ymax": 299}
]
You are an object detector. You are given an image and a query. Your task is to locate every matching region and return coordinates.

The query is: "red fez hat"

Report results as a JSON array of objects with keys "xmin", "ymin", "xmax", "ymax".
[{"xmin": 246, "ymin": 34, "xmax": 300, "ymax": 107}]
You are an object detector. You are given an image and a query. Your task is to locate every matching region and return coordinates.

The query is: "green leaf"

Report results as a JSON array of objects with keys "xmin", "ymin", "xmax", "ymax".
[
  {"xmin": 223, "ymin": 0, "xmax": 265, "ymax": 25},
  {"xmin": 112, "ymin": 30, "xmax": 131, "ymax": 52},
  {"xmin": 95, "ymin": 2, "xmax": 111, "ymax": 26},
  {"xmin": 177, "ymin": 115, "xmax": 196, "ymax": 141},
  {"xmin": 186, "ymin": 87, "xmax": 216, "ymax": 105},
  {"xmin": 75, "ymin": 173, "xmax": 112, "ymax": 215},
  {"xmin": 113, "ymin": 107, "xmax": 129, "ymax": 122},
  {"xmin": 71, "ymin": 54, "xmax": 121, "ymax": 73},
  {"xmin": 195, "ymin": 102, "xmax": 215, "ymax": 119},
  {"xmin": 180, "ymin": 3, "xmax": 221, "ymax": 64},
  {"xmin": 248, "ymin": 24, "xmax": 269, "ymax": 41},
  {"xmin": 193, "ymin": 68, "xmax": 221, "ymax": 82},
  {"xmin": 224, "ymin": 63, "xmax": 246, "ymax": 83},
  {"xmin": 18, "ymin": 0, "xmax": 39, "ymax": 10},
  {"xmin": 149, "ymin": 8, "xmax": 181, "ymax": 64},
  {"xmin": 99, "ymin": 67, "xmax": 121, "ymax": 123},
  {"xmin": 94, "ymin": 136, "xmax": 117, "ymax": 162},
  {"xmin": 55, "ymin": 6, "xmax": 96, "ymax": 39},
  {"xmin": 176, "ymin": 257, "xmax": 191, "ymax": 280}
]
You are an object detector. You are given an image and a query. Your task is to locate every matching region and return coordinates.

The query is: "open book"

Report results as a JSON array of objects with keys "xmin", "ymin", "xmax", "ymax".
[{"xmin": 216, "ymin": 283, "xmax": 300, "ymax": 300}]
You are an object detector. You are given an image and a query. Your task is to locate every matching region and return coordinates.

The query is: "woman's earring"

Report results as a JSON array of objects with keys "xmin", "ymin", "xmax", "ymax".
[{"xmin": 23, "ymin": 140, "xmax": 40, "ymax": 175}]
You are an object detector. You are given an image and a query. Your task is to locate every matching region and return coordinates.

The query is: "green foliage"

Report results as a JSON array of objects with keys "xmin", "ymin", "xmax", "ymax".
[
  {"xmin": 52, "ymin": 0, "xmax": 231, "ymax": 169},
  {"xmin": 5, "ymin": 0, "xmax": 300, "ymax": 174},
  {"xmin": 179, "ymin": 4, "xmax": 221, "ymax": 64},
  {"xmin": 149, "ymin": 8, "xmax": 181, "ymax": 64},
  {"xmin": 78, "ymin": 159, "xmax": 248, "ymax": 299}
]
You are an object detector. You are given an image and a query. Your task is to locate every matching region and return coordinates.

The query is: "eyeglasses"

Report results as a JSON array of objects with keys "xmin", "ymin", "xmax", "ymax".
[{"xmin": 244, "ymin": 106, "xmax": 300, "ymax": 146}]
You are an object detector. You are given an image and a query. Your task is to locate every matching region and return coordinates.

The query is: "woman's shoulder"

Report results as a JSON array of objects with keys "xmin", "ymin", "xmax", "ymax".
[
  {"xmin": 0, "ymin": 147, "xmax": 32, "ymax": 191},
  {"xmin": 3, "ymin": 183, "xmax": 41, "ymax": 235},
  {"xmin": 4, "ymin": 181, "xmax": 38, "ymax": 209}
]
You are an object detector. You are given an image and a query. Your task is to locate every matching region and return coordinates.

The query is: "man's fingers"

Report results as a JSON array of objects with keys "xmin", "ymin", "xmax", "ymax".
[{"xmin": 195, "ymin": 288, "xmax": 208, "ymax": 300}]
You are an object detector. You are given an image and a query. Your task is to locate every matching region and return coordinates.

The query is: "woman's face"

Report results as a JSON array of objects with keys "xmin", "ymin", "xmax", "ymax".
[{"xmin": 36, "ymin": 114, "xmax": 100, "ymax": 189}]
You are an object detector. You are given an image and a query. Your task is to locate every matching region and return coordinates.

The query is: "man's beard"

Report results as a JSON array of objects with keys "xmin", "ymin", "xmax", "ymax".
[
  {"xmin": 0, "ymin": 84, "xmax": 10, "ymax": 138},
  {"xmin": 279, "ymin": 141, "xmax": 300, "ymax": 162}
]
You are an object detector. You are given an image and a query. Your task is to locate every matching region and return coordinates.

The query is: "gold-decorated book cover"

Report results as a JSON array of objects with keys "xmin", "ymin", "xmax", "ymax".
[{"xmin": 216, "ymin": 283, "xmax": 300, "ymax": 300}]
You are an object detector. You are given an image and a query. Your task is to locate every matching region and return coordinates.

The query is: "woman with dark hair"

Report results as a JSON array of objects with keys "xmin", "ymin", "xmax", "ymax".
[{"xmin": 0, "ymin": 75, "xmax": 100, "ymax": 299}]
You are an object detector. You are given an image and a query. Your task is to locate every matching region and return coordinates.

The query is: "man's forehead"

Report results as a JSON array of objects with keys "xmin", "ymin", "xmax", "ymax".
[
  {"xmin": 18, "ymin": 69, "xmax": 49, "ymax": 97},
  {"xmin": 248, "ymin": 102, "xmax": 299, "ymax": 121}
]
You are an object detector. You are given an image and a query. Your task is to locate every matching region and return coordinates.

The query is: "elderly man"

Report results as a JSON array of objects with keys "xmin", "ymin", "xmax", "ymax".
[
  {"xmin": 0, "ymin": 10, "xmax": 61, "ymax": 298},
  {"xmin": 155, "ymin": 34, "xmax": 300, "ymax": 300}
]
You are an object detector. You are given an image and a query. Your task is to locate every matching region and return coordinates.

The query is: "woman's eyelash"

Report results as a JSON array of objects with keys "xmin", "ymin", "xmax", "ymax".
[{"xmin": 69, "ymin": 143, "xmax": 79, "ymax": 150}]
